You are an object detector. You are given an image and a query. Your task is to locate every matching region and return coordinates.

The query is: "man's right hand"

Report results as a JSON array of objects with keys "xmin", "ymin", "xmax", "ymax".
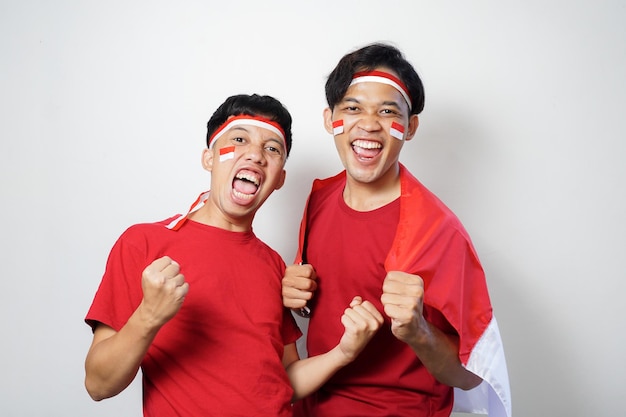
[
  {"xmin": 140, "ymin": 256, "xmax": 189, "ymax": 328},
  {"xmin": 85, "ymin": 255, "xmax": 189, "ymax": 401},
  {"xmin": 282, "ymin": 263, "xmax": 317, "ymax": 310}
]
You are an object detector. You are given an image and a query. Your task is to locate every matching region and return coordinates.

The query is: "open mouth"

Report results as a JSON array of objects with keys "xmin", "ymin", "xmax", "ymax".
[
  {"xmin": 232, "ymin": 170, "xmax": 261, "ymax": 200},
  {"xmin": 352, "ymin": 139, "xmax": 382, "ymax": 159}
]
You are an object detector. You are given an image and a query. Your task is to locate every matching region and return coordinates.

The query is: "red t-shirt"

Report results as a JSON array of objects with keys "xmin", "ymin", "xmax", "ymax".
[
  {"xmin": 86, "ymin": 218, "xmax": 301, "ymax": 417},
  {"xmin": 294, "ymin": 177, "xmax": 456, "ymax": 417}
]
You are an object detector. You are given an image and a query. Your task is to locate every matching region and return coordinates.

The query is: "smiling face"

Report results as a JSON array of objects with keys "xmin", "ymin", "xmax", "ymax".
[
  {"xmin": 197, "ymin": 120, "xmax": 287, "ymax": 231},
  {"xmin": 325, "ymin": 68, "xmax": 419, "ymax": 194}
]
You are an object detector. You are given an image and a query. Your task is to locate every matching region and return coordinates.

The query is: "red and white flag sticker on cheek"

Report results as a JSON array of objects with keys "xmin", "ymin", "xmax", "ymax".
[
  {"xmin": 332, "ymin": 119, "xmax": 344, "ymax": 135},
  {"xmin": 390, "ymin": 121, "xmax": 405, "ymax": 140},
  {"xmin": 219, "ymin": 146, "xmax": 235, "ymax": 162}
]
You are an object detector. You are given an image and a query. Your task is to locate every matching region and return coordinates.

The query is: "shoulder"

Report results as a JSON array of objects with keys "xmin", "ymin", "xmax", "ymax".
[
  {"xmin": 308, "ymin": 171, "xmax": 346, "ymax": 203},
  {"xmin": 312, "ymin": 170, "xmax": 346, "ymax": 191},
  {"xmin": 252, "ymin": 235, "xmax": 286, "ymax": 266},
  {"xmin": 121, "ymin": 216, "xmax": 176, "ymax": 236},
  {"xmin": 400, "ymin": 166, "xmax": 470, "ymax": 237},
  {"xmin": 115, "ymin": 216, "xmax": 181, "ymax": 246}
]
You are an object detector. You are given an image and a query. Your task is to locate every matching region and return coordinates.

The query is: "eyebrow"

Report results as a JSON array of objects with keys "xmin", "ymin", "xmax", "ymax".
[
  {"xmin": 266, "ymin": 137, "xmax": 286, "ymax": 151},
  {"xmin": 341, "ymin": 96, "xmax": 403, "ymax": 109},
  {"xmin": 229, "ymin": 126, "xmax": 285, "ymax": 150}
]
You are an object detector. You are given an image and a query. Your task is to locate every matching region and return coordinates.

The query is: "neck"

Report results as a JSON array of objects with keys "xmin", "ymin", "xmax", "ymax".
[
  {"xmin": 343, "ymin": 166, "xmax": 402, "ymax": 211},
  {"xmin": 188, "ymin": 199, "xmax": 253, "ymax": 233}
]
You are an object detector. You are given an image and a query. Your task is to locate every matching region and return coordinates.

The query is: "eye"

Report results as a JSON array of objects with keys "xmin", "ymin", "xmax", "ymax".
[
  {"xmin": 265, "ymin": 145, "xmax": 282, "ymax": 155},
  {"xmin": 381, "ymin": 108, "xmax": 398, "ymax": 115},
  {"xmin": 339, "ymin": 103, "xmax": 359, "ymax": 113},
  {"xmin": 232, "ymin": 136, "xmax": 245, "ymax": 143}
]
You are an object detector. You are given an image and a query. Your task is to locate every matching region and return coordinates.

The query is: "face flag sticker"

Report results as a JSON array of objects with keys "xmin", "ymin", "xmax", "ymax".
[
  {"xmin": 219, "ymin": 145, "xmax": 235, "ymax": 162},
  {"xmin": 390, "ymin": 121, "xmax": 405, "ymax": 140},
  {"xmin": 332, "ymin": 119, "xmax": 344, "ymax": 135}
]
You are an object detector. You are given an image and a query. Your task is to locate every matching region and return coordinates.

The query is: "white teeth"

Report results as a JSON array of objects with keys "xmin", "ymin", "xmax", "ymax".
[
  {"xmin": 352, "ymin": 140, "xmax": 382, "ymax": 149},
  {"xmin": 236, "ymin": 172, "xmax": 260, "ymax": 186},
  {"xmin": 233, "ymin": 190, "xmax": 255, "ymax": 200}
]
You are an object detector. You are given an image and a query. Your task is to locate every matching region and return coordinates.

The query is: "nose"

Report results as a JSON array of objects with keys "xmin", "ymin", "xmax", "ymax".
[
  {"xmin": 356, "ymin": 112, "xmax": 383, "ymax": 133},
  {"xmin": 244, "ymin": 143, "xmax": 266, "ymax": 165}
]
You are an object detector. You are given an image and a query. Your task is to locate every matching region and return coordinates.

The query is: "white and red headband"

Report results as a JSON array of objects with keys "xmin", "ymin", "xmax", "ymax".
[
  {"xmin": 349, "ymin": 70, "xmax": 412, "ymax": 110},
  {"xmin": 208, "ymin": 115, "xmax": 286, "ymax": 150}
]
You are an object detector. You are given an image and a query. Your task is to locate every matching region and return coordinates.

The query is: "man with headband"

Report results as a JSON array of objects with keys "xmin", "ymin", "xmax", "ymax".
[
  {"xmin": 84, "ymin": 94, "xmax": 383, "ymax": 416},
  {"xmin": 282, "ymin": 44, "xmax": 512, "ymax": 416}
]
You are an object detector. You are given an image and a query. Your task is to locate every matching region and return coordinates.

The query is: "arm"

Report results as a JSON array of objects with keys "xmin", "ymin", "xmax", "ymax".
[
  {"xmin": 283, "ymin": 296, "xmax": 383, "ymax": 402},
  {"xmin": 381, "ymin": 271, "xmax": 482, "ymax": 390},
  {"xmin": 85, "ymin": 256, "xmax": 189, "ymax": 400},
  {"xmin": 282, "ymin": 263, "xmax": 317, "ymax": 310}
]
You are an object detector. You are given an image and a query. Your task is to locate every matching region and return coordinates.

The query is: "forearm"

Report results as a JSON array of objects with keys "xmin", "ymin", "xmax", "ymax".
[
  {"xmin": 85, "ymin": 305, "xmax": 160, "ymax": 400},
  {"xmin": 286, "ymin": 345, "xmax": 351, "ymax": 402},
  {"xmin": 408, "ymin": 319, "xmax": 482, "ymax": 390},
  {"xmin": 284, "ymin": 297, "xmax": 383, "ymax": 402}
]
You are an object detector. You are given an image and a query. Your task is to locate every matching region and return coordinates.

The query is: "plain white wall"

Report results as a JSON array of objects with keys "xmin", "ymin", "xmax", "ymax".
[{"xmin": 1, "ymin": 1, "xmax": 625, "ymax": 416}]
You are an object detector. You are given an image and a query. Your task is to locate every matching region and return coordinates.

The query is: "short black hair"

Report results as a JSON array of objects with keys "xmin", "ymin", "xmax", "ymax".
[
  {"xmin": 325, "ymin": 43, "xmax": 425, "ymax": 115},
  {"xmin": 206, "ymin": 94, "xmax": 293, "ymax": 157}
]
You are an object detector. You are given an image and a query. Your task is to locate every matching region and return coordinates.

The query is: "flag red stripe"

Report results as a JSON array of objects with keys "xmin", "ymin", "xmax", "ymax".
[
  {"xmin": 391, "ymin": 121, "xmax": 405, "ymax": 132},
  {"xmin": 219, "ymin": 146, "xmax": 235, "ymax": 155}
]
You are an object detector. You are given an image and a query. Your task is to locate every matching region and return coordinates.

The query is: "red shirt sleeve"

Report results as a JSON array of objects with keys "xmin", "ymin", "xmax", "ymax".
[{"xmin": 85, "ymin": 227, "xmax": 147, "ymax": 331}]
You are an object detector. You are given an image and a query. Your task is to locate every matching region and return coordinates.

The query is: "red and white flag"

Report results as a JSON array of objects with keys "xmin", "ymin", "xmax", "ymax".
[
  {"xmin": 332, "ymin": 119, "xmax": 344, "ymax": 135},
  {"xmin": 219, "ymin": 146, "xmax": 235, "ymax": 162},
  {"xmin": 390, "ymin": 122, "xmax": 405, "ymax": 140},
  {"xmin": 294, "ymin": 166, "xmax": 512, "ymax": 417}
]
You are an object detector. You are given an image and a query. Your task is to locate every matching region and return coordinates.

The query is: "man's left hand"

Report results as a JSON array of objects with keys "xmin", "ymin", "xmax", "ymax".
[{"xmin": 380, "ymin": 271, "xmax": 425, "ymax": 343}]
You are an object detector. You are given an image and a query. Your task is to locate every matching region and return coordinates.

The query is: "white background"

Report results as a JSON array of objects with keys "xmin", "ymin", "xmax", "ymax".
[{"xmin": 1, "ymin": 1, "xmax": 625, "ymax": 416}]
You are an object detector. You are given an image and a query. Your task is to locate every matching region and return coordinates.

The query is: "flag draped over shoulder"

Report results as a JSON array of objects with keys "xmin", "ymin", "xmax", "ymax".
[{"xmin": 295, "ymin": 164, "xmax": 511, "ymax": 417}]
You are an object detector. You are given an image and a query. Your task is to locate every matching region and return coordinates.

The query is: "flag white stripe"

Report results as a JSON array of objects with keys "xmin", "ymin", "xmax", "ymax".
[
  {"xmin": 453, "ymin": 317, "xmax": 512, "ymax": 417},
  {"xmin": 219, "ymin": 151, "xmax": 234, "ymax": 162},
  {"xmin": 390, "ymin": 126, "xmax": 404, "ymax": 140}
]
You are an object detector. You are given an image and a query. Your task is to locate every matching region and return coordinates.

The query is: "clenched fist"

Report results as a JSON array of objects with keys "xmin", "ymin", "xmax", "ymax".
[
  {"xmin": 140, "ymin": 256, "xmax": 189, "ymax": 329},
  {"xmin": 380, "ymin": 271, "xmax": 425, "ymax": 343},
  {"xmin": 282, "ymin": 263, "xmax": 317, "ymax": 310},
  {"xmin": 338, "ymin": 296, "xmax": 384, "ymax": 362}
]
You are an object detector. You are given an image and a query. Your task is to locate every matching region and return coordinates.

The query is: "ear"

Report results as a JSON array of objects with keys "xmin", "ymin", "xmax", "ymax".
[
  {"xmin": 201, "ymin": 148, "xmax": 214, "ymax": 172},
  {"xmin": 274, "ymin": 169, "xmax": 286, "ymax": 190},
  {"xmin": 323, "ymin": 107, "xmax": 334, "ymax": 134},
  {"xmin": 404, "ymin": 115, "xmax": 419, "ymax": 142}
]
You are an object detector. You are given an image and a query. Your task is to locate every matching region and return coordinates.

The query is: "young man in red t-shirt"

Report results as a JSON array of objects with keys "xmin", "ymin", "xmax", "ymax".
[
  {"xmin": 282, "ymin": 44, "xmax": 511, "ymax": 417},
  {"xmin": 84, "ymin": 93, "xmax": 383, "ymax": 417}
]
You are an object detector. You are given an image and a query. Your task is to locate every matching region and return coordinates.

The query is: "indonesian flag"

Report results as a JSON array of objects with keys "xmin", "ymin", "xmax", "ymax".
[
  {"xmin": 332, "ymin": 119, "xmax": 344, "ymax": 135},
  {"xmin": 294, "ymin": 165, "xmax": 512, "ymax": 417},
  {"xmin": 219, "ymin": 145, "xmax": 235, "ymax": 162},
  {"xmin": 390, "ymin": 122, "xmax": 405, "ymax": 140}
]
